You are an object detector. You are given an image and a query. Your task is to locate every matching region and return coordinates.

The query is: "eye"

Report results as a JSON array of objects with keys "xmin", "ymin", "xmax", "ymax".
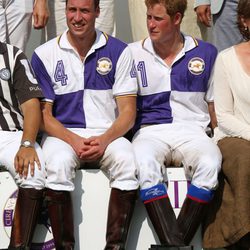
[
  {"xmin": 67, "ymin": 7, "xmax": 76, "ymax": 12},
  {"xmin": 81, "ymin": 9, "xmax": 90, "ymax": 14},
  {"xmin": 154, "ymin": 16, "xmax": 163, "ymax": 21}
]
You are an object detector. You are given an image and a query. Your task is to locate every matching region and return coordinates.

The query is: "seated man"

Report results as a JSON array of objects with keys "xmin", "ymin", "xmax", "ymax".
[
  {"xmin": 129, "ymin": 0, "xmax": 222, "ymax": 248},
  {"xmin": 0, "ymin": 42, "xmax": 46, "ymax": 248},
  {"xmin": 31, "ymin": 0, "xmax": 139, "ymax": 249}
]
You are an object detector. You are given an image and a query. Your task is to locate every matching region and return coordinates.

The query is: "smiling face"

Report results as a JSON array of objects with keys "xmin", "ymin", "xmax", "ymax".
[
  {"xmin": 146, "ymin": 3, "xmax": 181, "ymax": 44},
  {"xmin": 66, "ymin": 0, "xmax": 100, "ymax": 41}
]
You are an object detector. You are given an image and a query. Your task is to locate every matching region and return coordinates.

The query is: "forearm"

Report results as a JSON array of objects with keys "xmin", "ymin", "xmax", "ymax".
[
  {"xmin": 102, "ymin": 112, "xmax": 135, "ymax": 145},
  {"xmin": 101, "ymin": 96, "xmax": 136, "ymax": 144},
  {"xmin": 208, "ymin": 102, "xmax": 217, "ymax": 129},
  {"xmin": 21, "ymin": 99, "xmax": 41, "ymax": 144},
  {"xmin": 217, "ymin": 113, "xmax": 250, "ymax": 141},
  {"xmin": 41, "ymin": 113, "xmax": 80, "ymax": 146}
]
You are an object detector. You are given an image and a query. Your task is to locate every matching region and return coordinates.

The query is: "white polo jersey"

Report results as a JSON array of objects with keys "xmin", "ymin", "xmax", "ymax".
[
  {"xmin": 31, "ymin": 30, "xmax": 137, "ymax": 130},
  {"xmin": 129, "ymin": 35, "xmax": 217, "ymax": 131}
]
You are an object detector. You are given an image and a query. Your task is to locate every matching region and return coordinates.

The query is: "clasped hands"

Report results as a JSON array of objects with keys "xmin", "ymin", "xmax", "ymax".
[{"xmin": 73, "ymin": 135, "xmax": 108, "ymax": 162}]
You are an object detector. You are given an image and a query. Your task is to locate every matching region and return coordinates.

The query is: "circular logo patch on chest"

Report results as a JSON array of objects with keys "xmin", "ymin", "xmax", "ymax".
[
  {"xmin": 188, "ymin": 57, "xmax": 205, "ymax": 75},
  {"xmin": 96, "ymin": 57, "xmax": 112, "ymax": 75}
]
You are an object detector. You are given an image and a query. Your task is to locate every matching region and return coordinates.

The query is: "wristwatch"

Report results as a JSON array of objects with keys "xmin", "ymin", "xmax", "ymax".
[{"xmin": 20, "ymin": 140, "xmax": 34, "ymax": 148}]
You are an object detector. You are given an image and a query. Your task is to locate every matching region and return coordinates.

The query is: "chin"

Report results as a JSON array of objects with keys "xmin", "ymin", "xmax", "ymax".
[{"xmin": 149, "ymin": 35, "xmax": 159, "ymax": 42}]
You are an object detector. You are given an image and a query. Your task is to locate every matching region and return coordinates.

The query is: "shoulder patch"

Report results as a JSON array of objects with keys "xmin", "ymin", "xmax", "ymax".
[{"xmin": 0, "ymin": 68, "xmax": 11, "ymax": 81}]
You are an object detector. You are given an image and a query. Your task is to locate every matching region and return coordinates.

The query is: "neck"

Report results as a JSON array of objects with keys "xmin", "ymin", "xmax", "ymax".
[
  {"xmin": 67, "ymin": 31, "xmax": 96, "ymax": 60},
  {"xmin": 153, "ymin": 32, "xmax": 184, "ymax": 65}
]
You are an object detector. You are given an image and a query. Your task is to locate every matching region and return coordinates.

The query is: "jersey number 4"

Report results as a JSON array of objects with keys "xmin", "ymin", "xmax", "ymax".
[{"xmin": 54, "ymin": 60, "xmax": 68, "ymax": 86}]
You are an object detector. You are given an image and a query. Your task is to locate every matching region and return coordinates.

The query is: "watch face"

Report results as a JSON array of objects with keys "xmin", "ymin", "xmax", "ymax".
[
  {"xmin": 21, "ymin": 140, "xmax": 33, "ymax": 148},
  {"xmin": 24, "ymin": 141, "xmax": 31, "ymax": 146}
]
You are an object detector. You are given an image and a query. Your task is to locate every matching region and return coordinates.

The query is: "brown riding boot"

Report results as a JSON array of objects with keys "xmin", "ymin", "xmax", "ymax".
[
  {"xmin": 8, "ymin": 187, "xmax": 44, "ymax": 250},
  {"xmin": 45, "ymin": 189, "xmax": 75, "ymax": 250},
  {"xmin": 145, "ymin": 197, "xmax": 185, "ymax": 246},
  {"xmin": 140, "ymin": 183, "xmax": 184, "ymax": 247},
  {"xmin": 104, "ymin": 188, "xmax": 137, "ymax": 250},
  {"xmin": 177, "ymin": 184, "xmax": 215, "ymax": 245},
  {"xmin": 177, "ymin": 197, "xmax": 206, "ymax": 245}
]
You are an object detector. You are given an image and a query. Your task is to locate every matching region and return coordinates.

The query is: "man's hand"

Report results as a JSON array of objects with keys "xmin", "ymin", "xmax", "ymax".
[
  {"xmin": 79, "ymin": 135, "xmax": 109, "ymax": 161},
  {"xmin": 195, "ymin": 5, "xmax": 212, "ymax": 27},
  {"xmin": 68, "ymin": 134, "xmax": 91, "ymax": 157},
  {"xmin": 33, "ymin": 0, "xmax": 49, "ymax": 29},
  {"xmin": 14, "ymin": 147, "xmax": 41, "ymax": 179}
]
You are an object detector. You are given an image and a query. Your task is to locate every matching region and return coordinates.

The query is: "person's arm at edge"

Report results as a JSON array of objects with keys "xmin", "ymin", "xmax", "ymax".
[
  {"xmin": 15, "ymin": 98, "xmax": 42, "ymax": 178},
  {"xmin": 33, "ymin": 0, "xmax": 49, "ymax": 29},
  {"xmin": 194, "ymin": 0, "xmax": 212, "ymax": 27}
]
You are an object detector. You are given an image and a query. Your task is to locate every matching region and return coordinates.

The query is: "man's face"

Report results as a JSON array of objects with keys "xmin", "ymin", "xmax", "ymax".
[
  {"xmin": 146, "ymin": 3, "xmax": 177, "ymax": 44},
  {"xmin": 66, "ymin": 0, "xmax": 99, "ymax": 40}
]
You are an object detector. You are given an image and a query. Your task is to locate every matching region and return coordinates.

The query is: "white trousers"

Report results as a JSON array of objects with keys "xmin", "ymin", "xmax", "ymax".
[
  {"xmin": 0, "ymin": 131, "xmax": 46, "ymax": 190},
  {"xmin": 132, "ymin": 124, "xmax": 222, "ymax": 191},
  {"xmin": 41, "ymin": 128, "xmax": 139, "ymax": 192},
  {"xmin": 96, "ymin": 0, "xmax": 115, "ymax": 35},
  {"xmin": 41, "ymin": 0, "xmax": 67, "ymax": 41},
  {"xmin": 0, "ymin": 0, "xmax": 33, "ymax": 52}
]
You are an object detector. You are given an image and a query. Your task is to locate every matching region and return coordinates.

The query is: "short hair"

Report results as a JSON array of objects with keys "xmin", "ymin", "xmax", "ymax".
[
  {"xmin": 145, "ymin": 0, "xmax": 187, "ymax": 19},
  {"xmin": 237, "ymin": 0, "xmax": 250, "ymax": 40},
  {"xmin": 66, "ymin": 0, "xmax": 100, "ymax": 9}
]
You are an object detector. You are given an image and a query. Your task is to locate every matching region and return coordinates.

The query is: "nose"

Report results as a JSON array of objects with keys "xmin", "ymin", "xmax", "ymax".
[
  {"xmin": 74, "ymin": 10, "xmax": 82, "ymax": 22},
  {"xmin": 148, "ymin": 18, "xmax": 156, "ymax": 29}
]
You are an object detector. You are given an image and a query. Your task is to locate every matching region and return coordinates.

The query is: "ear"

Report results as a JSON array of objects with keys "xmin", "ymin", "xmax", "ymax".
[
  {"xmin": 240, "ymin": 16, "xmax": 248, "ymax": 29},
  {"xmin": 173, "ymin": 12, "xmax": 183, "ymax": 25},
  {"xmin": 96, "ymin": 6, "xmax": 100, "ymax": 18}
]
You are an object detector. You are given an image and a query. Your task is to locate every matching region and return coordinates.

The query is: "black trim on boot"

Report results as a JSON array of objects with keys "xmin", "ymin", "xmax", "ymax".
[
  {"xmin": 145, "ymin": 197, "xmax": 185, "ymax": 246},
  {"xmin": 104, "ymin": 188, "xmax": 137, "ymax": 250},
  {"xmin": 45, "ymin": 189, "xmax": 75, "ymax": 250},
  {"xmin": 177, "ymin": 197, "xmax": 206, "ymax": 245},
  {"xmin": 8, "ymin": 187, "xmax": 44, "ymax": 250}
]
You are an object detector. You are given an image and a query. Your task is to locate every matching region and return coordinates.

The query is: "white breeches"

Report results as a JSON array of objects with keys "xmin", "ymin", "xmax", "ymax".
[
  {"xmin": 95, "ymin": 0, "xmax": 115, "ymax": 35},
  {"xmin": 0, "ymin": 131, "xmax": 46, "ymax": 189},
  {"xmin": 41, "ymin": 128, "xmax": 139, "ymax": 192},
  {"xmin": 132, "ymin": 124, "xmax": 222, "ymax": 191},
  {"xmin": 0, "ymin": 0, "xmax": 33, "ymax": 52},
  {"xmin": 42, "ymin": 0, "xmax": 67, "ymax": 41}
]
